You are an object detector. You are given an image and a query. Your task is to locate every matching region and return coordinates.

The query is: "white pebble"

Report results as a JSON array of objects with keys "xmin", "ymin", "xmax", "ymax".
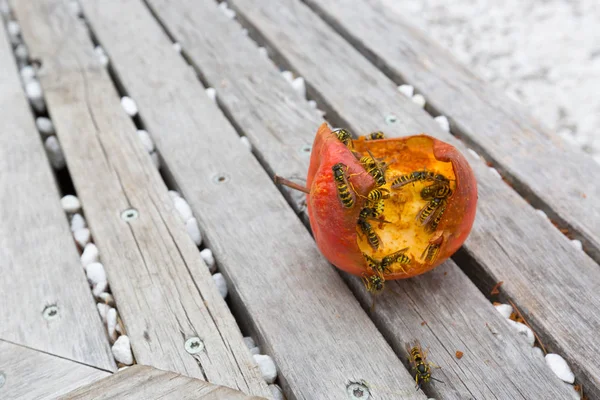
[
  {"xmin": 397, "ymin": 84, "xmax": 414, "ymax": 98},
  {"xmin": 172, "ymin": 42, "xmax": 182, "ymax": 53},
  {"xmin": 205, "ymin": 87, "xmax": 217, "ymax": 103},
  {"xmin": 97, "ymin": 303, "xmax": 110, "ymax": 323},
  {"xmin": 570, "ymin": 239, "xmax": 582, "ymax": 251},
  {"xmin": 532, "ymin": 346, "xmax": 545, "ymax": 362},
  {"xmin": 467, "ymin": 148, "xmax": 481, "ymax": 160},
  {"xmin": 150, "ymin": 151, "xmax": 160, "ymax": 169},
  {"xmin": 44, "ymin": 136, "xmax": 65, "ymax": 169},
  {"xmin": 14, "ymin": 44, "xmax": 28, "ymax": 63},
  {"xmin": 411, "ymin": 94, "xmax": 426, "ymax": 108},
  {"xmin": 258, "ymin": 47, "xmax": 268, "ymax": 58},
  {"xmin": 250, "ymin": 346, "xmax": 260, "ymax": 355},
  {"xmin": 106, "ymin": 308, "xmax": 118, "ymax": 342},
  {"xmin": 7, "ymin": 20, "xmax": 20, "ymax": 45},
  {"xmin": 94, "ymin": 46, "xmax": 109, "ymax": 67},
  {"xmin": 291, "ymin": 76, "xmax": 306, "ymax": 99},
  {"xmin": 308, "ymin": 100, "xmax": 317, "ymax": 109},
  {"xmin": 488, "ymin": 167, "xmax": 502, "ymax": 179},
  {"xmin": 20, "ymin": 66, "xmax": 36, "ymax": 84},
  {"xmin": 494, "ymin": 303, "xmax": 513, "ymax": 319},
  {"xmin": 92, "ymin": 280, "xmax": 108, "ymax": 297},
  {"xmin": 173, "ymin": 197, "xmax": 193, "ymax": 222},
  {"xmin": 68, "ymin": 1, "xmax": 82, "ymax": 17},
  {"xmin": 136, "ymin": 129, "xmax": 154, "ymax": 152},
  {"xmin": 36, "ymin": 117, "xmax": 55, "ymax": 136},
  {"xmin": 507, "ymin": 319, "xmax": 535, "ymax": 347},
  {"xmin": 97, "ymin": 292, "xmax": 115, "ymax": 307},
  {"xmin": 73, "ymin": 228, "xmax": 91, "ymax": 249},
  {"xmin": 86, "ymin": 262, "xmax": 107, "ymax": 286},
  {"xmin": 240, "ymin": 136, "xmax": 252, "ymax": 151},
  {"xmin": 200, "ymin": 248, "xmax": 216, "ymax": 272},
  {"xmin": 535, "ymin": 209, "xmax": 548, "ymax": 219},
  {"xmin": 241, "ymin": 28, "xmax": 248, "ymax": 36},
  {"xmin": 185, "ymin": 218, "xmax": 202, "ymax": 246},
  {"xmin": 281, "ymin": 70, "xmax": 294, "ymax": 84},
  {"xmin": 213, "ymin": 273, "xmax": 228, "ymax": 298},
  {"xmin": 26, "ymin": 80, "xmax": 46, "ymax": 112},
  {"xmin": 112, "ymin": 335, "xmax": 133, "ymax": 365},
  {"xmin": 120, "ymin": 96, "xmax": 138, "ymax": 117},
  {"xmin": 243, "ymin": 336, "xmax": 256, "ymax": 349},
  {"xmin": 70, "ymin": 213, "xmax": 87, "ymax": 232},
  {"xmin": 218, "ymin": 2, "xmax": 236, "ymax": 19},
  {"xmin": 434, "ymin": 115, "xmax": 450, "ymax": 132},
  {"xmin": 0, "ymin": 1, "xmax": 10, "ymax": 17},
  {"xmin": 168, "ymin": 190, "xmax": 181, "ymax": 199},
  {"xmin": 81, "ymin": 243, "xmax": 99, "ymax": 266},
  {"xmin": 60, "ymin": 194, "xmax": 81, "ymax": 213},
  {"xmin": 253, "ymin": 354, "xmax": 277, "ymax": 384},
  {"xmin": 545, "ymin": 353, "xmax": 575, "ymax": 384},
  {"xmin": 269, "ymin": 384, "xmax": 285, "ymax": 400}
]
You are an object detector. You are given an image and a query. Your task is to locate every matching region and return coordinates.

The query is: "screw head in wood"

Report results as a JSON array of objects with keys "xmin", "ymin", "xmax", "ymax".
[
  {"xmin": 184, "ymin": 337, "xmax": 204, "ymax": 354},
  {"xmin": 300, "ymin": 144, "xmax": 312, "ymax": 155},
  {"xmin": 120, "ymin": 208, "xmax": 139, "ymax": 221},
  {"xmin": 42, "ymin": 305, "xmax": 59, "ymax": 320},
  {"xmin": 212, "ymin": 173, "xmax": 230, "ymax": 184},
  {"xmin": 385, "ymin": 114, "xmax": 398, "ymax": 124},
  {"xmin": 347, "ymin": 381, "xmax": 370, "ymax": 399}
]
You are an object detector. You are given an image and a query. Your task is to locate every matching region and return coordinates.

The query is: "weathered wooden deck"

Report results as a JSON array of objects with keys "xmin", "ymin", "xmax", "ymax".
[{"xmin": 1, "ymin": 0, "xmax": 598, "ymax": 399}]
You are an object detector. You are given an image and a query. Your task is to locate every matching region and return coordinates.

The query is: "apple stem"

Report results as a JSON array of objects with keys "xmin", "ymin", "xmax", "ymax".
[{"xmin": 274, "ymin": 175, "xmax": 311, "ymax": 194}]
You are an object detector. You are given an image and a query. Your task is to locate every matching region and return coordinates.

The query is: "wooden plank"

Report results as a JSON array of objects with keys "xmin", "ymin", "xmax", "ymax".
[
  {"xmin": 77, "ymin": 1, "xmax": 426, "ymax": 399},
  {"xmin": 61, "ymin": 365, "xmax": 267, "ymax": 400},
  {"xmin": 0, "ymin": 17, "xmax": 115, "ymax": 372},
  {"xmin": 303, "ymin": 0, "xmax": 600, "ymax": 262},
  {"xmin": 139, "ymin": 1, "xmax": 580, "ymax": 399},
  {"xmin": 212, "ymin": 0, "xmax": 600, "ymax": 396},
  {"xmin": 0, "ymin": 339, "xmax": 110, "ymax": 400},
  {"xmin": 11, "ymin": 1, "xmax": 270, "ymax": 396}
]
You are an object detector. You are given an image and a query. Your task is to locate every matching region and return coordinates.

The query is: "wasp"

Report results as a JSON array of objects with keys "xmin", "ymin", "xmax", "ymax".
[
  {"xmin": 422, "ymin": 234, "xmax": 443, "ymax": 264},
  {"xmin": 365, "ymin": 131, "xmax": 385, "ymax": 140},
  {"xmin": 426, "ymin": 200, "xmax": 447, "ymax": 232},
  {"xmin": 367, "ymin": 188, "xmax": 390, "ymax": 202},
  {"xmin": 421, "ymin": 181, "xmax": 452, "ymax": 200},
  {"xmin": 416, "ymin": 197, "xmax": 447, "ymax": 228},
  {"xmin": 333, "ymin": 128, "xmax": 353, "ymax": 148},
  {"xmin": 406, "ymin": 341, "xmax": 443, "ymax": 390},
  {"xmin": 357, "ymin": 218, "xmax": 381, "ymax": 250},
  {"xmin": 332, "ymin": 163, "xmax": 355, "ymax": 208},
  {"xmin": 391, "ymin": 170, "xmax": 448, "ymax": 189},
  {"xmin": 381, "ymin": 248, "xmax": 411, "ymax": 273},
  {"xmin": 359, "ymin": 150, "xmax": 386, "ymax": 187},
  {"xmin": 361, "ymin": 273, "xmax": 385, "ymax": 295}
]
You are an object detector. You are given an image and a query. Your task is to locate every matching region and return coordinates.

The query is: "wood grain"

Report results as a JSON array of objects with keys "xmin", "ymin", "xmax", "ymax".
[
  {"xmin": 0, "ymin": 17, "xmax": 115, "ymax": 372},
  {"xmin": 0, "ymin": 340, "xmax": 110, "ymax": 400},
  {"xmin": 218, "ymin": 0, "xmax": 600, "ymax": 396},
  {"xmin": 304, "ymin": 0, "xmax": 600, "ymax": 263},
  {"xmin": 11, "ymin": 1, "xmax": 270, "ymax": 396},
  {"xmin": 77, "ymin": 1, "xmax": 426, "ymax": 399},
  {"xmin": 61, "ymin": 365, "xmax": 267, "ymax": 400},
  {"xmin": 141, "ymin": 1, "xmax": 581, "ymax": 398}
]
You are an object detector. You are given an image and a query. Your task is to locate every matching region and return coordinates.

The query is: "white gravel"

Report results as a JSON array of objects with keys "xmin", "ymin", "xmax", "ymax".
[
  {"xmin": 73, "ymin": 228, "xmax": 91, "ymax": 248},
  {"xmin": 20, "ymin": 66, "xmax": 36, "ymax": 83},
  {"xmin": 97, "ymin": 292, "xmax": 115, "ymax": 307},
  {"xmin": 112, "ymin": 335, "xmax": 133, "ymax": 365},
  {"xmin": 308, "ymin": 100, "xmax": 317, "ymax": 109},
  {"xmin": 570, "ymin": 239, "xmax": 583, "ymax": 251},
  {"xmin": 531, "ymin": 346, "xmax": 545, "ymax": 362},
  {"xmin": 44, "ymin": 136, "xmax": 65, "ymax": 169},
  {"xmin": 243, "ymin": 336, "xmax": 256, "ymax": 349},
  {"xmin": 411, "ymin": 94, "xmax": 426, "ymax": 108},
  {"xmin": 70, "ymin": 213, "xmax": 87, "ymax": 232},
  {"xmin": 218, "ymin": 2, "xmax": 236, "ymax": 19},
  {"xmin": 168, "ymin": 190, "xmax": 180, "ymax": 199},
  {"xmin": 92, "ymin": 280, "xmax": 108, "ymax": 297},
  {"xmin": 291, "ymin": 76, "xmax": 306, "ymax": 98},
  {"xmin": 60, "ymin": 195, "xmax": 81, "ymax": 213},
  {"xmin": 240, "ymin": 136, "xmax": 252, "ymax": 151},
  {"xmin": 26, "ymin": 80, "xmax": 46, "ymax": 113},
  {"xmin": 136, "ymin": 129, "xmax": 155, "ymax": 153},
  {"xmin": 397, "ymin": 84, "xmax": 414, "ymax": 98},
  {"xmin": 250, "ymin": 347, "xmax": 260, "ymax": 355},
  {"xmin": 466, "ymin": 148, "xmax": 481, "ymax": 160},
  {"xmin": 494, "ymin": 303, "xmax": 513, "ymax": 319},
  {"xmin": 106, "ymin": 307, "xmax": 118, "ymax": 342},
  {"xmin": 253, "ymin": 354, "xmax": 277, "ymax": 384},
  {"xmin": 258, "ymin": 47, "xmax": 268, "ymax": 58},
  {"xmin": 173, "ymin": 197, "xmax": 193, "ymax": 222},
  {"xmin": 212, "ymin": 273, "xmax": 228, "ymax": 298},
  {"xmin": 81, "ymin": 243, "xmax": 99, "ymax": 266},
  {"xmin": 205, "ymin": 87, "xmax": 217, "ymax": 103},
  {"xmin": 269, "ymin": 384, "xmax": 285, "ymax": 400},
  {"xmin": 281, "ymin": 70, "xmax": 294, "ymax": 84},
  {"xmin": 94, "ymin": 46, "xmax": 109, "ymax": 67},
  {"xmin": 150, "ymin": 151, "xmax": 160, "ymax": 169},
  {"xmin": 86, "ymin": 262, "xmax": 107, "ymax": 286},
  {"xmin": 488, "ymin": 167, "xmax": 502, "ymax": 179},
  {"xmin": 381, "ymin": 0, "xmax": 600, "ymax": 159},
  {"xmin": 120, "ymin": 96, "xmax": 138, "ymax": 117},
  {"xmin": 200, "ymin": 248, "xmax": 216, "ymax": 272},
  {"xmin": 172, "ymin": 42, "xmax": 182, "ymax": 53},
  {"xmin": 545, "ymin": 353, "xmax": 575, "ymax": 384},
  {"xmin": 36, "ymin": 117, "xmax": 55, "ymax": 136},
  {"xmin": 535, "ymin": 209, "xmax": 548, "ymax": 220},
  {"xmin": 14, "ymin": 43, "xmax": 28, "ymax": 63},
  {"xmin": 7, "ymin": 20, "xmax": 20, "ymax": 45},
  {"xmin": 185, "ymin": 217, "xmax": 202, "ymax": 246},
  {"xmin": 507, "ymin": 319, "xmax": 535, "ymax": 347},
  {"xmin": 97, "ymin": 303, "xmax": 110, "ymax": 323},
  {"xmin": 434, "ymin": 115, "xmax": 450, "ymax": 132}
]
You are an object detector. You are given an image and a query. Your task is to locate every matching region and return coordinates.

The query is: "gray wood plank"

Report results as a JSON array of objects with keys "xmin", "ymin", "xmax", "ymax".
[
  {"xmin": 11, "ymin": 1, "xmax": 270, "ymax": 396},
  {"xmin": 60, "ymin": 365, "xmax": 267, "ymax": 400},
  {"xmin": 77, "ymin": 1, "xmax": 427, "ymax": 399},
  {"xmin": 216, "ymin": 0, "xmax": 600, "ymax": 397},
  {"xmin": 304, "ymin": 0, "xmax": 600, "ymax": 263},
  {"xmin": 0, "ymin": 339, "xmax": 110, "ymax": 400},
  {"xmin": 0, "ymin": 17, "xmax": 116, "ymax": 372},
  {"xmin": 139, "ymin": 1, "xmax": 581, "ymax": 399}
]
